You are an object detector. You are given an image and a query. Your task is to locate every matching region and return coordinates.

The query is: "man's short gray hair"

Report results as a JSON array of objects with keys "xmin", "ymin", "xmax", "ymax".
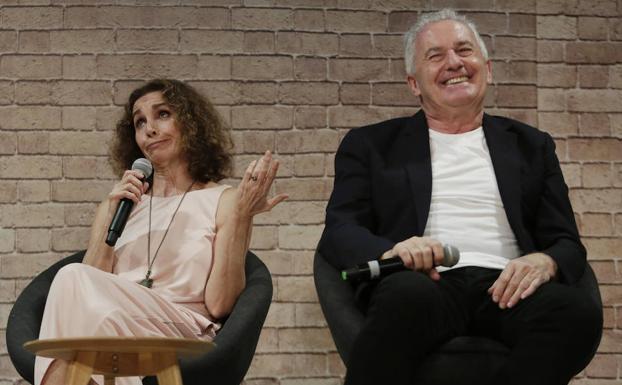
[{"xmin": 403, "ymin": 9, "xmax": 489, "ymax": 75}]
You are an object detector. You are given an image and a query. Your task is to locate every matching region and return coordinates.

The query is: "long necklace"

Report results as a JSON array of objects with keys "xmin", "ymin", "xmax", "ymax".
[{"xmin": 139, "ymin": 180, "xmax": 195, "ymax": 288}]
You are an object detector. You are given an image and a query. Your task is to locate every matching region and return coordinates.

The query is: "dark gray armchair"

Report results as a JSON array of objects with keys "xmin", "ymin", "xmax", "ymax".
[
  {"xmin": 314, "ymin": 250, "xmax": 602, "ymax": 384},
  {"xmin": 7, "ymin": 249, "xmax": 272, "ymax": 385}
]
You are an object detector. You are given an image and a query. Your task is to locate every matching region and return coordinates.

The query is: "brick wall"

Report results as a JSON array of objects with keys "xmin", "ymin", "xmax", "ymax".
[{"xmin": 0, "ymin": 1, "xmax": 620, "ymax": 384}]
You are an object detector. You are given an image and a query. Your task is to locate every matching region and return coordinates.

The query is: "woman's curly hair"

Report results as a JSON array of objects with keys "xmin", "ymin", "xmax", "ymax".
[{"xmin": 110, "ymin": 79, "xmax": 233, "ymax": 183}]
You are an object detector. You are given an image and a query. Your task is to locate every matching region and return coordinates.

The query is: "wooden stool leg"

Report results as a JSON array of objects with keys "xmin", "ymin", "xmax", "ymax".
[
  {"xmin": 66, "ymin": 351, "xmax": 97, "ymax": 385},
  {"xmin": 155, "ymin": 353, "xmax": 182, "ymax": 385}
]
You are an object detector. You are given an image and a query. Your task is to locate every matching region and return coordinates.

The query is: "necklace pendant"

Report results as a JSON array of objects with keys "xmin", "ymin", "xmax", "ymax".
[{"xmin": 139, "ymin": 278, "xmax": 153, "ymax": 288}]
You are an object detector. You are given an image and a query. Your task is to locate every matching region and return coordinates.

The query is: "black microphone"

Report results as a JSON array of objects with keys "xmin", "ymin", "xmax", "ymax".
[
  {"xmin": 105, "ymin": 158, "xmax": 153, "ymax": 246},
  {"xmin": 341, "ymin": 244, "xmax": 460, "ymax": 281}
]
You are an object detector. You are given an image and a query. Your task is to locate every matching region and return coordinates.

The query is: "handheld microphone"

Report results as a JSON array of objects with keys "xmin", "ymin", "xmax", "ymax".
[
  {"xmin": 341, "ymin": 244, "xmax": 460, "ymax": 281},
  {"xmin": 105, "ymin": 158, "xmax": 153, "ymax": 246}
]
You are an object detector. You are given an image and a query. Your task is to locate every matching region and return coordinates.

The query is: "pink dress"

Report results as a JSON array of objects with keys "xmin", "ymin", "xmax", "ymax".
[{"xmin": 34, "ymin": 184, "xmax": 230, "ymax": 385}]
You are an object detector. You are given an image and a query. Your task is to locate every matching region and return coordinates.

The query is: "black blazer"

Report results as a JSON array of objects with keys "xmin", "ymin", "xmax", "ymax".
[{"xmin": 319, "ymin": 110, "xmax": 586, "ymax": 284}]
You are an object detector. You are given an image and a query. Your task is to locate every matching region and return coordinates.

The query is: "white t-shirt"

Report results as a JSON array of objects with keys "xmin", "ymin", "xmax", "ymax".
[{"xmin": 423, "ymin": 127, "xmax": 521, "ymax": 272}]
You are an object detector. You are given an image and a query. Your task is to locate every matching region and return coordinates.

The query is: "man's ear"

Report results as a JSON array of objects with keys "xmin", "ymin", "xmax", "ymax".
[
  {"xmin": 486, "ymin": 60, "xmax": 493, "ymax": 84},
  {"xmin": 407, "ymin": 75, "xmax": 421, "ymax": 97}
]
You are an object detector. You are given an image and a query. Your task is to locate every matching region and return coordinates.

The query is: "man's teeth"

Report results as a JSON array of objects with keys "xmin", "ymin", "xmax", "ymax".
[{"xmin": 445, "ymin": 76, "xmax": 468, "ymax": 85}]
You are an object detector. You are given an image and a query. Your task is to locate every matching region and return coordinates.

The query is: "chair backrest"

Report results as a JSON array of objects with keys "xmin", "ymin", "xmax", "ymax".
[{"xmin": 7, "ymin": 250, "xmax": 272, "ymax": 385}]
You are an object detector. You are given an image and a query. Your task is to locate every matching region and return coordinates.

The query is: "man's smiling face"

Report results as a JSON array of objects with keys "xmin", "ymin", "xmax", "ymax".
[{"xmin": 407, "ymin": 19, "xmax": 492, "ymax": 113}]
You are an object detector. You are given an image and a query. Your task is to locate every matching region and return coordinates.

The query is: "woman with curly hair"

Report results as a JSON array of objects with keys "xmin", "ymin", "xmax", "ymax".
[{"xmin": 35, "ymin": 79, "xmax": 288, "ymax": 385}]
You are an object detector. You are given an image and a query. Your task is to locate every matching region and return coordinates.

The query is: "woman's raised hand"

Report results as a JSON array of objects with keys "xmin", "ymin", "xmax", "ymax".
[
  {"xmin": 237, "ymin": 150, "xmax": 288, "ymax": 218},
  {"xmin": 108, "ymin": 170, "xmax": 150, "ymax": 207}
]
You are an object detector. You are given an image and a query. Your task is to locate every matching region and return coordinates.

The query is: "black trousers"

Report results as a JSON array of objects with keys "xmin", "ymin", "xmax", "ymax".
[{"xmin": 345, "ymin": 267, "xmax": 602, "ymax": 385}]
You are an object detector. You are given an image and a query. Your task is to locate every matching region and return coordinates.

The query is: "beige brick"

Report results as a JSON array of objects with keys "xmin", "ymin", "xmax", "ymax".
[
  {"xmin": 497, "ymin": 85, "xmax": 537, "ymax": 108},
  {"xmin": 232, "ymin": 8, "xmax": 292, "ymax": 30},
  {"xmin": 537, "ymin": 88, "xmax": 566, "ymax": 112},
  {"xmin": 232, "ymin": 56, "xmax": 293, "ymax": 80},
  {"xmin": 197, "ymin": 56, "xmax": 232, "ymax": 80},
  {"xmin": 0, "ymin": 155, "xmax": 61, "ymax": 179},
  {"xmin": 611, "ymin": 65, "xmax": 622, "ymax": 89},
  {"xmin": 0, "ymin": 253, "xmax": 61, "ymax": 278},
  {"xmin": 567, "ymin": 42, "xmax": 622, "ymax": 64},
  {"xmin": 50, "ymin": 30, "xmax": 114, "ymax": 53},
  {"xmin": 491, "ymin": 61, "xmax": 536, "ymax": 84},
  {"xmin": 62, "ymin": 56, "xmax": 97, "ymax": 80},
  {"xmin": 581, "ymin": 213, "xmax": 614, "ymax": 237},
  {"xmin": 112, "ymin": 80, "xmax": 145, "ymax": 106},
  {"xmin": 568, "ymin": 90, "xmax": 622, "ymax": 112},
  {"xmin": 373, "ymin": 34, "xmax": 403, "ymax": 58},
  {"xmin": 240, "ymin": 132, "xmax": 276, "ymax": 154},
  {"xmin": 51, "ymin": 81, "xmax": 110, "ymax": 106},
  {"xmin": 62, "ymin": 156, "xmax": 115, "ymax": 179},
  {"xmin": 578, "ymin": 17, "xmax": 609, "ymax": 40},
  {"xmin": 259, "ymin": 250, "xmax": 295, "ymax": 275},
  {"xmin": 589, "ymin": 260, "xmax": 620, "ymax": 284},
  {"xmin": 569, "ymin": 139, "xmax": 622, "ymax": 161},
  {"xmin": 62, "ymin": 107, "xmax": 97, "ymax": 131},
  {"xmin": 537, "ymin": 16, "xmax": 577, "ymax": 39},
  {"xmin": 264, "ymin": 302, "xmax": 295, "ymax": 328},
  {"xmin": 0, "ymin": 229, "xmax": 14, "ymax": 253},
  {"xmin": 65, "ymin": 6, "xmax": 229, "ymax": 29},
  {"xmin": 274, "ymin": 178, "xmax": 332, "ymax": 201},
  {"xmin": 0, "ymin": 280, "xmax": 16, "ymax": 302},
  {"xmin": 539, "ymin": 112, "xmax": 578, "ymax": 137},
  {"xmin": 255, "ymin": 327, "xmax": 279, "ymax": 353},
  {"xmin": 0, "ymin": 203, "xmax": 64, "ymax": 228},
  {"xmin": 585, "ymin": 353, "xmax": 618, "ymax": 378},
  {"xmin": 0, "ymin": 182, "xmax": 17, "ymax": 203},
  {"xmin": 249, "ymin": 225, "xmax": 278, "ymax": 250},
  {"xmin": 0, "ymin": 55, "xmax": 61, "ymax": 79},
  {"xmin": 493, "ymin": 37, "xmax": 536, "ymax": 60},
  {"xmin": 247, "ymin": 353, "xmax": 326, "ymax": 377},
  {"xmin": 15, "ymin": 81, "xmax": 53, "ymax": 105},
  {"xmin": 537, "ymin": 0, "xmax": 617, "ymax": 16},
  {"xmin": 570, "ymin": 189, "xmax": 622, "ymax": 212},
  {"xmin": 372, "ymin": 82, "xmax": 415, "ymax": 106},
  {"xmin": 277, "ymin": 130, "xmax": 339, "ymax": 154},
  {"xmin": 537, "ymin": 64, "xmax": 576, "ymax": 88},
  {"xmin": 96, "ymin": 106, "xmax": 123, "ymax": 131},
  {"xmin": 0, "ymin": 81, "xmax": 14, "ymax": 105},
  {"xmin": 15, "ymin": 228, "xmax": 50, "ymax": 253},
  {"xmin": 615, "ymin": 214, "xmax": 622, "ymax": 236},
  {"xmin": 329, "ymin": 59, "xmax": 391, "ymax": 82},
  {"xmin": 276, "ymin": 276, "xmax": 317, "ymax": 302},
  {"xmin": 51, "ymin": 227, "xmax": 90, "ymax": 252},
  {"xmin": 1, "ymin": 6, "xmax": 62, "ymax": 29},
  {"xmin": 279, "ymin": 225, "xmax": 323, "ymax": 249},
  {"xmin": 188, "ymin": 81, "xmax": 237, "ymax": 106},
  {"xmin": 293, "ymin": 154, "xmax": 325, "ymax": 177},
  {"xmin": 537, "ymin": 40, "xmax": 564, "ymax": 63},
  {"xmin": 244, "ymin": 32, "xmax": 275, "ymax": 54},
  {"xmin": 49, "ymin": 131, "xmax": 111, "ymax": 155},
  {"xmin": 328, "ymin": 352, "xmax": 346, "ymax": 376},
  {"xmin": 0, "ymin": 132, "xmax": 16, "ymax": 154},
  {"xmin": 231, "ymin": 106, "xmax": 292, "ymax": 129},
  {"xmin": 180, "ymin": 30, "xmax": 243, "ymax": 54},
  {"xmin": 64, "ymin": 203, "xmax": 98, "ymax": 226},
  {"xmin": 52, "ymin": 180, "xmax": 113, "ymax": 202},
  {"xmin": 388, "ymin": 11, "xmax": 418, "ymax": 33},
  {"xmin": 278, "ymin": 328, "xmax": 334, "ymax": 352},
  {"xmin": 295, "ymin": 303, "xmax": 326, "ymax": 327},
  {"xmin": 328, "ymin": 106, "xmax": 414, "ymax": 128},
  {"xmin": 466, "ymin": 12, "xmax": 510, "ymax": 35},
  {"xmin": 339, "ymin": 34, "xmax": 373, "ymax": 57},
  {"xmin": 18, "ymin": 31, "xmax": 50, "ymax": 53},
  {"xmin": 294, "ymin": 9, "xmax": 324, "ymax": 31},
  {"xmin": 582, "ymin": 163, "xmax": 613, "ymax": 187},
  {"xmin": 295, "ymin": 57, "xmax": 327, "ymax": 80},
  {"xmin": 560, "ymin": 163, "xmax": 581, "ymax": 188},
  {"xmin": 579, "ymin": 113, "xmax": 610, "ymax": 136},
  {"xmin": 612, "ymin": 18, "xmax": 622, "ymax": 40},
  {"xmin": 277, "ymin": 32, "xmax": 339, "ymax": 56},
  {"xmin": 326, "ymin": 10, "xmax": 385, "ymax": 32},
  {"xmin": 18, "ymin": 180, "xmax": 50, "ymax": 202},
  {"xmin": 508, "ymin": 13, "xmax": 535, "ymax": 35},
  {"xmin": 578, "ymin": 65, "xmax": 609, "ymax": 88},
  {"xmin": 340, "ymin": 83, "xmax": 370, "ymax": 105},
  {"xmin": 117, "ymin": 29, "xmax": 178, "ymax": 52},
  {"xmin": 97, "ymin": 55, "xmax": 197, "ymax": 79},
  {"xmin": 295, "ymin": 106, "xmax": 327, "ymax": 128},
  {"xmin": 279, "ymin": 82, "xmax": 339, "ymax": 105},
  {"xmin": 0, "ymin": 30, "xmax": 17, "ymax": 53}
]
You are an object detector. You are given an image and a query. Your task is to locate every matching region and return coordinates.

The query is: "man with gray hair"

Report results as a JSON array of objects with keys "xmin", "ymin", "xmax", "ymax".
[{"xmin": 319, "ymin": 9, "xmax": 602, "ymax": 385}]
